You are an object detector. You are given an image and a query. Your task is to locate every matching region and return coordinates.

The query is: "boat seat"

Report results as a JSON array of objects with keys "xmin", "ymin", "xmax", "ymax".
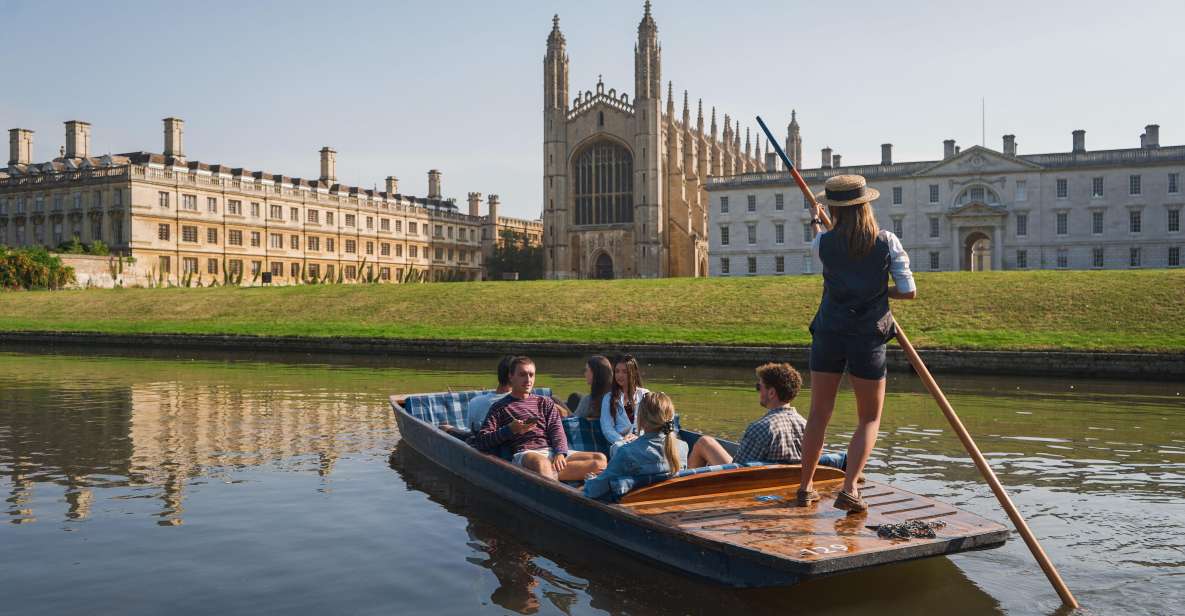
[
  {"xmin": 604, "ymin": 462, "xmax": 770, "ymax": 502},
  {"xmin": 402, "ymin": 388, "xmax": 553, "ymax": 427}
]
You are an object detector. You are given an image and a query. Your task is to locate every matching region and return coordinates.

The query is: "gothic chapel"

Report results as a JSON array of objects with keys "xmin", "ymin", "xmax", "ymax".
[{"xmin": 542, "ymin": 2, "xmax": 772, "ymax": 279}]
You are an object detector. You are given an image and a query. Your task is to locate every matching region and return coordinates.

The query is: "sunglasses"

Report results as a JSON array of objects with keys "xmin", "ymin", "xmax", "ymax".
[{"xmin": 754, "ymin": 382, "xmax": 763, "ymax": 392}]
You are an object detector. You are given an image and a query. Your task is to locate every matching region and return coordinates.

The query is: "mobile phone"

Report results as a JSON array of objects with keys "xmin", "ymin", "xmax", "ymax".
[{"xmin": 522, "ymin": 417, "xmax": 539, "ymax": 426}]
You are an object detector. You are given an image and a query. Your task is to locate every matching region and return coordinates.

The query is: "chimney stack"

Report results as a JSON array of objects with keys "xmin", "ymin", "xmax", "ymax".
[
  {"xmin": 1072, "ymin": 129, "xmax": 1086, "ymax": 153},
  {"xmin": 163, "ymin": 117, "xmax": 184, "ymax": 158},
  {"xmin": 319, "ymin": 147, "xmax": 337, "ymax": 183},
  {"xmin": 467, "ymin": 192, "xmax": 482, "ymax": 217},
  {"xmin": 821, "ymin": 147, "xmax": 833, "ymax": 169},
  {"xmin": 488, "ymin": 194, "xmax": 500, "ymax": 221},
  {"xmin": 385, "ymin": 176, "xmax": 399, "ymax": 195},
  {"xmin": 1145, "ymin": 124, "xmax": 1160, "ymax": 148},
  {"xmin": 8, "ymin": 128, "xmax": 33, "ymax": 166},
  {"xmin": 427, "ymin": 169, "xmax": 442, "ymax": 199},
  {"xmin": 1003, "ymin": 134, "xmax": 1016, "ymax": 156},
  {"xmin": 64, "ymin": 120, "xmax": 91, "ymax": 159},
  {"xmin": 832, "ymin": 154, "xmax": 842, "ymax": 168},
  {"xmin": 881, "ymin": 143, "xmax": 893, "ymax": 165},
  {"xmin": 943, "ymin": 139, "xmax": 956, "ymax": 159},
  {"xmin": 765, "ymin": 152, "xmax": 778, "ymax": 172}
]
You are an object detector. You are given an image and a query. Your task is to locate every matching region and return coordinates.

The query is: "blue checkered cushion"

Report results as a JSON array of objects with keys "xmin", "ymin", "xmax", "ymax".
[
  {"xmin": 403, "ymin": 388, "xmax": 552, "ymax": 427},
  {"xmin": 673, "ymin": 461, "xmax": 767, "ymax": 477},
  {"xmin": 561, "ymin": 416, "xmax": 612, "ymax": 455},
  {"xmin": 604, "ymin": 461, "xmax": 768, "ymax": 501}
]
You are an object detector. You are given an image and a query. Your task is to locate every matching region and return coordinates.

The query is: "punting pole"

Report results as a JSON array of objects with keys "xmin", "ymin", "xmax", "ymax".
[
  {"xmin": 891, "ymin": 323, "xmax": 1078, "ymax": 608},
  {"xmin": 756, "ymin": 116, "xmax": 831, "ymax": 228},
  {"xmin": 756, "ymin": 115, "xmax": 1079, "ymax": 609}
]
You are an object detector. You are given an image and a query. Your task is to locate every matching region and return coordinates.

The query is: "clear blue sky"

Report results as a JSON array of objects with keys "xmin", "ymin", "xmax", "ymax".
[{"xmin": 4, "ymin": 0, "xmax": 1182, "ymax": 219}]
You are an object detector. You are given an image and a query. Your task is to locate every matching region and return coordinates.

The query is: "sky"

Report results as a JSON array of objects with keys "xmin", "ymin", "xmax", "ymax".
[{"xmin": 3, "ymin": 0, "xmax": 1183, "ymax": 219}]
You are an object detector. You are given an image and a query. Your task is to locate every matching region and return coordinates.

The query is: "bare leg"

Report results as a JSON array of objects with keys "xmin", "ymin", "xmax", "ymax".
[
  {"xmin": 798, "ymin": 371, "xmax": 844, "ymax": 493},
  {"xmin": 558, "ymin": 452, "xmax": 607, "ymax": 481},
  {"xmin": 688, "ymin": 436, "xmax": 733, "ymax": 468},
  {"xmin": 522, "ymin": 452, "xmax": 556, "ymax": 480},
  {"xmin": 842, "ymin": 375, "xmax": 885, "ymax": 496}
]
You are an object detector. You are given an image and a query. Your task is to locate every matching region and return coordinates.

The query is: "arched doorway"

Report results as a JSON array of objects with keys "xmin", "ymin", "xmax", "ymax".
[
  {"xmin": 963, "ymin": 231, "xmax": 993, "ymax": 271},
  {"xmin": 699, "ymin": 258, "xmax": 708, "ymax": 278},
  {"xmin": 594, "ymin": 253, "xmax": 614, "ymax": 279}
]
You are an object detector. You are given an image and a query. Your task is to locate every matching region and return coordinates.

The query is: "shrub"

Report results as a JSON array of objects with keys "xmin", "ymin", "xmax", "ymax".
[{"xmin": 0, "ymin": 245, "xmax": 76, "ymax": 290}]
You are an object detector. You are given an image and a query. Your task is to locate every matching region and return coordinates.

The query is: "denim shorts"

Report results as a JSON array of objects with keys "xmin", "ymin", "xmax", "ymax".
[{"xmin": 809, "ymin": 331, "xmax": 888, "ymax": 380}]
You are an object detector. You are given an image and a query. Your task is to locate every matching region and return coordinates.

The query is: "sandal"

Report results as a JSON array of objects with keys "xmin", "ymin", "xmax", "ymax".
[
  {"xmin": 833, "ymin": 489, "xmax": 868, "ymax": 514},
  {"xmin": 796, "ymin": 488, "xmax": 819, "ymax": 506}
]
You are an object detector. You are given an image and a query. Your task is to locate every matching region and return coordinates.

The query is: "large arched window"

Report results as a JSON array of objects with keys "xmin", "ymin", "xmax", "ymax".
[
  {"xmin": 954, "ymin": 185, "xmax": 1001, "ymax": 207},
  {"xmin": 573, "ymin": 141, "xmax": 634, "ymax": 226}
]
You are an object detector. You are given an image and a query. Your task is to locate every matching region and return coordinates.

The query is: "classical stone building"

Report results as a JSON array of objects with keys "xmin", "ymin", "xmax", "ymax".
[
  {"xmin": 707, "ymin": 126, "xmax": 1184, "ymax": 275},
  {"xmin": 0, "ymin": 118, "xmax": 541, "ymax": 285},
  {"xmin": 542, "ymin": 2, "xmax": 767, "ymax": 279}
]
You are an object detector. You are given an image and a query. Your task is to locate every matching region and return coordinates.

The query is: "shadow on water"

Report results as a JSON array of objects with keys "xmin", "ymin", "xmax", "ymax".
[{"xmin": 389, "ymin": 443, "xmax": 1006, "ymax": 616}]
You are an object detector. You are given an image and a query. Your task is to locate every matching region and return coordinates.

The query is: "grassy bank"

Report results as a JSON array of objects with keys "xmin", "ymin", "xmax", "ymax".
[{"xmin": 0, "ymin": 270, "xmax": 1182, "ymax": 351}]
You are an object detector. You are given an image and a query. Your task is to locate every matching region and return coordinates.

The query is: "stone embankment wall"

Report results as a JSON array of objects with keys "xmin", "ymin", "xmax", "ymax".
[
  {"xmin": 60, "ymin": 255, "xmax": 153, "ymax": 288},
  {"xmin": 1, "ymin": 331, "xmax": 1181, "ymax": 380}
]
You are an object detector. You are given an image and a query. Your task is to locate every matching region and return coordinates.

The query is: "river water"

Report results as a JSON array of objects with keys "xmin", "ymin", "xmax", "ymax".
[{"xmin": 0, "ymin": 349, "xmax": 1181, "ymax": 615}]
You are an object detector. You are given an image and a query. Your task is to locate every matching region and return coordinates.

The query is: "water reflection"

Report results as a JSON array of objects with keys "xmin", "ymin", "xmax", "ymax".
[
  {"xmin": 0, "ymin": 355, "xmax": 394, "ymax": 525},
  {"xmin": 0, "ymin": 347, "xmax": 1182, "ymax": 615}
]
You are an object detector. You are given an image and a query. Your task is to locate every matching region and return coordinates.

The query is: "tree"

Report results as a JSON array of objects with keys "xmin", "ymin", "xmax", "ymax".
[{"xmin": 485, "ymin": 229, "xmax": 543, "ymax": 280}]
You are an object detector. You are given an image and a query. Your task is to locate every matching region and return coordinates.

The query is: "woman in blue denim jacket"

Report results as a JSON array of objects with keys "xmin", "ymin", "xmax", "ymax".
[{"xmin": 584, "ymin": 392, "xmax": 687, "ymax": 500}]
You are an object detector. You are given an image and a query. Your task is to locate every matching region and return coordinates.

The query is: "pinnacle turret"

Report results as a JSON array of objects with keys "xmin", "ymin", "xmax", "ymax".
[{"xmin": 634, "ymin": 0, "xmax": 662, "ymax": 100}]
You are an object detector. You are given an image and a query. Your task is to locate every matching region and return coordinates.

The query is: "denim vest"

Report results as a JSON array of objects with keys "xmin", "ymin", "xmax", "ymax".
[{"xmin": 811, "ymin": 229, "xmax": 896, "ymax": 338}]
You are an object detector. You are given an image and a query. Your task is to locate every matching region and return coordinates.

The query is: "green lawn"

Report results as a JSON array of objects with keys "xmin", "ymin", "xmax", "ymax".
[{"xmin": 1, "ymin": 270, "xmax": 1183, "ymax": 351}]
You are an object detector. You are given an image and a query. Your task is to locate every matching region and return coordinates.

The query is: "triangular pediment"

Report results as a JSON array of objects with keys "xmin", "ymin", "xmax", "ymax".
[{"xmin": 914, "ymin": 145, "xmax": 1041, "ymax": 177}]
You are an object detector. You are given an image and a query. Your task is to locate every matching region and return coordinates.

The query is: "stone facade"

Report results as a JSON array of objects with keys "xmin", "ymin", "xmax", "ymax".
[
  {"xmin": 707, "ymin": 128, "xmax": 1185, "ymax": 274},
  {"xmin": 1, "ymin": 119, "xmax": 542, "ymax": 285},
  {"xmin": 542, "ymin": 3, "xmax": 766, "ymax": 279}
]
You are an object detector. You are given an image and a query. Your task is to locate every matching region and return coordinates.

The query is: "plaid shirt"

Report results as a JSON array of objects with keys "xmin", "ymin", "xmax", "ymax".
[{"xmin": 733, "ymin": 405, "xmax": 807, "ymax": 465}]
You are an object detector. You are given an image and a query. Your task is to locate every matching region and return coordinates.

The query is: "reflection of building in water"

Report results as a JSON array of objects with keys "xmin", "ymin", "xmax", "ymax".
[
  {"xmin": 126, "ymin": 382, "xmax": 392, "ymax": 525},
  {"xmin": 0, "ymin": 383, "xmax": 134, "ymax": 525},
  {"xmin": 0, "ymin": 374, "xmax": 393, "ymax": 525}
]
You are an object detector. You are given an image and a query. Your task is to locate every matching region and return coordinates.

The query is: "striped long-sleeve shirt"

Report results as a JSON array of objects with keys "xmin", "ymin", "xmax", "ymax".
[{"xmin": 471, "ymin": 394, "xmax": 569, "ymax": 457}]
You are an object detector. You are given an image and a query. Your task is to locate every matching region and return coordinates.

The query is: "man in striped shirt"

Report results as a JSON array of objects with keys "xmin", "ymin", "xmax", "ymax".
[{"xmin": 473, "ymin": 356, "xmax": 606, "ymax": 481}]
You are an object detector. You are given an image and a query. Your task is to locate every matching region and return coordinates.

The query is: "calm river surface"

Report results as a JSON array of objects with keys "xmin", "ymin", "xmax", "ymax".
[{"xmin": 1, "ymin": 348, "xmax": 1181, "ymax": 615}]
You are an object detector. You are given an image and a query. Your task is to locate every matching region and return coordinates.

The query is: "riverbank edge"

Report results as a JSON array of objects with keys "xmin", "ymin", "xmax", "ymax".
[{"xmin": 1, "ymin": 331, "xmax": 1181, "ymax": 380}]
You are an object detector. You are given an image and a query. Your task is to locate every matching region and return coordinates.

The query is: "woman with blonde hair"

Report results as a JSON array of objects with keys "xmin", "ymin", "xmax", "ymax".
[
  {"xmin": 796, "ymin": 174, "xmax": 915, "ymax": 514},
  {"xmin": 583, "ymin": 392, "xmax": 687, "ymax": 500}
]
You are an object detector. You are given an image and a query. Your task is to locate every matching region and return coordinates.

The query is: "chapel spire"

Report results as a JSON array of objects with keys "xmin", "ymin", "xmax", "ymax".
[
  {"xmin": 544, "ymin": 14, "xmax": 569, "ymax": 111},
  {"xmin": 634, "ymin": 1, "xmax": 661, "ymax": 100}
]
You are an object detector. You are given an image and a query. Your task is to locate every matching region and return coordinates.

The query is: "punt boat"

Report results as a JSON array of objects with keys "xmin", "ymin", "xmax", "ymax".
[{"xmin": 391, "ymin": 391, "xmax": 1009, "ymax": 588}]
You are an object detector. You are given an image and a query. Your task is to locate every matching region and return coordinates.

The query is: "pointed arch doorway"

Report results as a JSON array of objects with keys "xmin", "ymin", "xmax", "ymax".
[{"xmin": 594, "ymin": 253, "xmax": 615, "ymax": 279}]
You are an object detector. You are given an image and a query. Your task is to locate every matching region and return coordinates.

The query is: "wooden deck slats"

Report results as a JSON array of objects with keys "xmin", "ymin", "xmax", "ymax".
[{"xmin": 626, "ymin": 469, "xmax": 1006, "ymax": 566}]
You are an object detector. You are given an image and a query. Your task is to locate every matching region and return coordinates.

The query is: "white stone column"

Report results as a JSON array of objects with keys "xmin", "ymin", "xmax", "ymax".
[
  {"xmin": 951, "ymin": 225, "xmax": 961, "ymax": 271},
  {"xmin": 993, "ymin": 223, "xmax": 1004, "ymax": 270}
]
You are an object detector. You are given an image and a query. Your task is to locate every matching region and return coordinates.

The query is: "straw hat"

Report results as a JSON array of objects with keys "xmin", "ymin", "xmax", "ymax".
[{"xmin": 815, "ymin": 174, "xmax": 880, "ymax": 207}]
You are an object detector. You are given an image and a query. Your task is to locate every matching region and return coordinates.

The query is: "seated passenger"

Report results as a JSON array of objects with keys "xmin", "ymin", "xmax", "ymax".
[
  {"xmin": 584, "ymin": 392, "xmax": 687, "ymax": 500},
  {"xmin": 600, "ymin": 354, "xmax": 650, "ymax": 453},
  {"xmin": 472, "ymin": 356, "xmax": 607, "ymax": 481},
  {"xmin": 689, "ymin": 362, "xmax": 832, "ymax": 468},
  {"xmin": 465, "ymin": 355, "xmax": 516, "ymax": 433},
  {"xmin": 573, "ymin": 355, "xmax": 613, "ymax": 420}
]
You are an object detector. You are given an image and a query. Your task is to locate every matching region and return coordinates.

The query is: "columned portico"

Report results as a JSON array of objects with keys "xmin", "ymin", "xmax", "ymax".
[{"xmin": 947, "ymin": 202, "xmax": 1008, "ymax": 271}]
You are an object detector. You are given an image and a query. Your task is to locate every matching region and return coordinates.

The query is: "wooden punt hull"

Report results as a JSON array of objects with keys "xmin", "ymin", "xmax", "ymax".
[{"xmin": 391, "ymin": 394, "xmax": 1008, "ymax": 588}]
